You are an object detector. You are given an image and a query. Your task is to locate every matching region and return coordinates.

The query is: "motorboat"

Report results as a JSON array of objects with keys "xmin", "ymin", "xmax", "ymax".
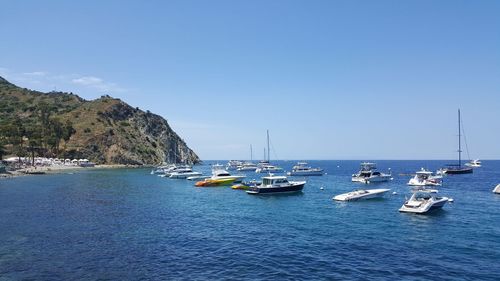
[
  {"xmin": 493, "ymin": 184, "xmax": 500, "ymax": 194},
  {"xmin": 156, "ymin": 164, "xmax": 192, "ymax": 176},
  {"xmin": 256, "ymin": 164, "xmax": 283, "ymax": 173},
  {"xmin": 287, "ymin": 162, "xmax": 324, "ymax": 176},
  {"xmin": 226, "ymin": 160, "xmax": 243, "ymax": 171},
  {"xmin": 246, "ymin": 175, "xmax": 305, "ymax": 195},
  {"xmin": 333, "ymin": 188, "xmax": 390, "ymax": 201},
  {"xmin": 351, "ymin": 162, "xmax": 392, "ymax": 184},
  {"xmin": 151, "ymin": 164, "xmax": 172, "ymax": 175},
  {"xmin": 169, "ymin": 168, "xmax": 202, "ymax": 179},
  {"xmin": 407, "ymin": 168, "xmax": 442, "ymax": 186},
  {"xmin": 440, "ymin": 109, "xmax": 473, "ymax": 174},
  {"xmin": 237, "ymin": 162, "xmax": 258, "ymax": 171},
  {"xmin": 195, "ymin": 178, "xmax": 236, "ymax": 187},
  {"xmin": 194, "ymin": 164, "xmax": 246, "ymax": 186},
  {"xmin": 399, "ymin": 190, "xmax": 449, "ymax": 214},
  {"xmin": 465, "ymin": 159, "xmax": 482, "ymax": 168},
  {"xmin": 210, "ymin": 164, "xmax": 246, "ymax": 183},
  {"xmin": 231, "ymin": 180, "xmax": 261, "ymax": 190}
]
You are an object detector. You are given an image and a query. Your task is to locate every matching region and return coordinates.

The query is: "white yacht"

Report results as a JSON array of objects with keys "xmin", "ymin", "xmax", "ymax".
[
  {"xmin": 287, "ymin": 162, "xmax": 324, "ymax": 176},
  {"xmin": 169, "ymin": 168, "xmax": 203, "ymax": 179},
  {"xmin": 246, "ymin": 175, "xmax": 305, "ymax": 195},
  {"xmin": 351, "ymin": 162, "xmax": 392, "ymax": 184},
  {"xmin": 226, "ymin": 160, "xmax": 243, "ymax": 171},
  {"xmin": 407, "ymin": 168, "xmax": 443, "ymax": 186},
  {"xmin": 256, "ymin": 164, "xmax": 283, "ymax": 173},
  {"xmin": 493, "ymin": 184, "xmax": 500, "ymax": 194},
  {"xmin": 399, "ymin": 190, "xmax": 449, "ymax": 214},
  {"xmin": 465, "ymin": 159, "xmax": 482, "ymax": 168},
  {"xmin": 210, "ymin": 164, "xmax": 246, "ymax": 183},
  {"xmin": 333, "ymin": 188, "xmax": 390, "ymax": 201},
  {"xmin": 237, "ymin": 162, "xmax": 258, "ymax": 171}
]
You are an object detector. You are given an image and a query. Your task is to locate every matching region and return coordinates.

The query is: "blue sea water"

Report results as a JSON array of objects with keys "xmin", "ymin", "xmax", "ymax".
[{"xmin": 1, "ymin": 160, "xmax": 499, "ymax": 280}]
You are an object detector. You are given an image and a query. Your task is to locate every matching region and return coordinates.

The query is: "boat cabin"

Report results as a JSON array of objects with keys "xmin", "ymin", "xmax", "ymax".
[{"xmin": 262, "ymin": 176, "xmax": 290, "ymax": 187}]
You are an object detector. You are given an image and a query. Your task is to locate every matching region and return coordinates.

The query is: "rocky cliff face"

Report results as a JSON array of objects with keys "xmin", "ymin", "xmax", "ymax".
[{"xmin": 0, "ymin": 76, "xmax": 200, "ymax": 165}]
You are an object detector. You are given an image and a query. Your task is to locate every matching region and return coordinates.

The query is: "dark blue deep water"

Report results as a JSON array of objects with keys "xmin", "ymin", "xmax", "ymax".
[{"xmin": 1, "ymin": 160, "xmax": 500, "ymax": 280}]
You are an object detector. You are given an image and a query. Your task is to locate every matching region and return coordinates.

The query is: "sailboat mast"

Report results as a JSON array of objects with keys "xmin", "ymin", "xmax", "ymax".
[
  {"xmin": 458, "ymin": 109, "xmax": 462, "ymax": 166},
  {"xmin": 267, "ymin": 130, "xmax": 270, "ymax": 162},
  {"xmin": 250, "ymin": 145, "xmax": 253, "ymax": 161}
]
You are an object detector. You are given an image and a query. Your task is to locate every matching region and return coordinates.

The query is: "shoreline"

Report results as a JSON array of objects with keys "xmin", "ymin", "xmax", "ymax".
[{"xmin": 0, "ymin": 164, "xmax": 149, "ymax": 179}]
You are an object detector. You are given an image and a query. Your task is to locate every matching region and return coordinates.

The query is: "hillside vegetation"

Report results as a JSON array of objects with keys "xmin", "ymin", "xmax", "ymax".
[{"xmin": 0, "ymin": 76, "xmax": 199, "ymax": 165}]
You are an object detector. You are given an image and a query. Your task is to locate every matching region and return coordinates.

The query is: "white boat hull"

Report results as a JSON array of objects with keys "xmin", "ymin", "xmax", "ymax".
[
  {"xmin": 333, "ymin": 188, "xmax": 390, "ymax": 201},
  {"xmin": 399, "ymin": 197, "xmax": 448, "ymax": 213},
  {"xmin": 169, "ymin": 172, "xmax": 203, "ymax": 179}
]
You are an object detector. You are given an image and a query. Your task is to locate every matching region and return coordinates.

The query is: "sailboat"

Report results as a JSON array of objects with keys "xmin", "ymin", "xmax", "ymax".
[
  {"xmin": 237, "ymin": 145, "xmax": 258, "ymax": 171},
  {"xmin": 256, "ymin": 130, "xmax": 283, "ymax": 173},
  {"xmin": 441, "ymin": 109, "xmax": 473, "ymax": 175}
]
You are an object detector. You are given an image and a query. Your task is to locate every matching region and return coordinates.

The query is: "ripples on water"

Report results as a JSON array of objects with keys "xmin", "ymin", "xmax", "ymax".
[{"xmin": 1, "ymin": 160, "xmax": 499, "ymax": 280}]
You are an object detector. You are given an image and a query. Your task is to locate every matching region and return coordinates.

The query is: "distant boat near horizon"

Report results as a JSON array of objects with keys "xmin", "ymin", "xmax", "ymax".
[
  {"xmin": 441, "ymin": 109, "xmax": 473, "ymax": 175},
  {"xmin": 465, "ymin": 159, "xmax": 482, "ymax": 168},
  {"xmin": 351, "ymin": 162, "xmax": 392, "ymax": 184}
]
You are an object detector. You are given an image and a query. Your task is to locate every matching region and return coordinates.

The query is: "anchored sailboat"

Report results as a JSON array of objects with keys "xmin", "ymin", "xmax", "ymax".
[{"xmin": 441, "ymin": 109, "xmax": 473, "ymax": 175}]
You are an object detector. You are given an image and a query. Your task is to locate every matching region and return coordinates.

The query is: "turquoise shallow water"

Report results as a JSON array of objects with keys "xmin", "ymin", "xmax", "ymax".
[{"xmin": 1, "ymin": 160, "xmax": 499, "ymax": 280}]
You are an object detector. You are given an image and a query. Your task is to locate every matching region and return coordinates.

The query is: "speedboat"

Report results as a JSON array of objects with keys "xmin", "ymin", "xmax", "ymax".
[
  {"xmin": 210, "ymin": 164, "xmax": 246, "ymax": 183},
  {"xmin": 333, "ymin": 188, "xmax": 390, "ymax": 201},
  {"xmin": 169, "ymin": 168, "xmax": 202, "ymax": 179},
  {"xmin": 246, "ymin": 175, "xmax": 305, "ymax": 195},
  {"xmin": 156, "ymin": 164, "xmax": 192, "ymax": 176},
  {"xmin": 399, "ymin": 190, "xmax": 449, "ymax": 214},
  {"xmin": 195, "ymin": 178, "xmax": 236, "ymax": 187},
  {"xmin": 287, "ymin": 162, "xmax": 324, "ymax": 176},
  {"xmin": 255, "ymin": 164, "xmax": 283, "ymax": 173},
  {"xmin": 231, "ymin": 180, "xmax": 261, "ymax": 190},
  {"xmin": 493, "ymin": 184, "xmax": 500, "ymax": 194},
  {"xmin": 407, "ymin": 168, "xmax": 442, "ymax": 186},
  {"xmin": 237, "ymin": 162, "xmax": 258, "ymax": 171},
  {"xmin": 195, "ymin": 164, "xmax": 246, "ymax": 186},
  {"xmin": 351, "ymin": 162, "xmax": 392, "ymax": 184},
  {"xmin": 465, "ymin": 159, "xmax": 482, "ymax": 168}
]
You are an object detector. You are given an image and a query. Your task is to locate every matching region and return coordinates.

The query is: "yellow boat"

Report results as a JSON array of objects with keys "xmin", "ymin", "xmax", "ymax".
[{"xmin": 195, "ymin": 178, "xmax": 235, "ymax": 187}]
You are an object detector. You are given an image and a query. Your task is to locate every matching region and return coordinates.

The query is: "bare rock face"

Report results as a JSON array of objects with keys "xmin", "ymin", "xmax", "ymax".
[{"xmin": 0, "ymin": 76, "xmax": 200, "ymax": 165}]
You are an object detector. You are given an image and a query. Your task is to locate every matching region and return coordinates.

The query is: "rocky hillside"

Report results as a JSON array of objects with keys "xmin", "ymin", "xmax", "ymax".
[{"xmin": 0, "ymin": 76, "xmax": 200, "ymax": 165}]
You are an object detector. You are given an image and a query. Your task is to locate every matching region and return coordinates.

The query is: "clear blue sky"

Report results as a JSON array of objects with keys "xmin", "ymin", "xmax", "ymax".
[{"xmin": 1, "ymin": 0, "xmax": 499, "ymax": 160}]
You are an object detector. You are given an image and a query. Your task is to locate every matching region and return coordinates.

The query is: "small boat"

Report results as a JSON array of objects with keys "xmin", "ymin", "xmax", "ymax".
[
  {"xmin": 246, "ymin": 175, "xmax": 305, "ymax": 195},
  {"xmin": 440, "ymin": 110, "xmax": 473, "ymax": 175},
  {"xmin": 195, "ymin": 178, "xmax": 235, "ymax": 187},
  {"xmin": 169, "ymin": 168, "xmax": 203, "ymax": 179},
  {"xmin": 407, "ymin": 168, "xmax": 442, "ymax": 186},
  {"xmin": 465, "ymin": 159, "xmax": 482, "ymax": 168},
  {"xmin": 231, "ymin": 180, "xmax": 261, "ymax": 190},
  {"xmin": 237, "ymin": 162, "xmax": 258, "ymax": 171},
  {"xmin": 333, "ymin": 188, "xmax": 390, "ymax": 201},
  {"xmin": 226, "ymin": 160, "xmax": 243, "ymax": 171},
  {"xmin": 493, "ymin": 184, "xmax": 500, "ymax": 194},
  {"xmin": 256, "ymin": 164, "xmax": 283, "ymax": 173},
  {"xmin": 399, "ymin": 190, "xmax": 449, "ymax": 214},
  {"xmin": 351, "ymin": 162, "xmax": 392, "ymax": 184},
  {"xmin": 287, "ymin": 162, "xmax": 324, "ymax": 176}
]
